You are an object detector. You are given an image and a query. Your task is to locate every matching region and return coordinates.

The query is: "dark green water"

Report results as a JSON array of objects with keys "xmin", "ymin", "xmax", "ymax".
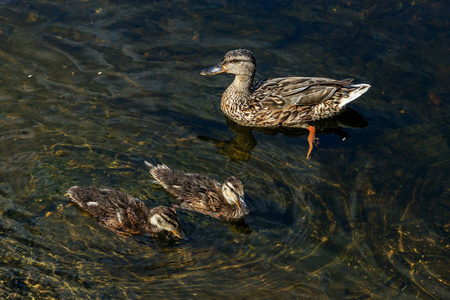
[{"xmin": 0, "ymin": 0, "xmax": 448, "ymax": 299}]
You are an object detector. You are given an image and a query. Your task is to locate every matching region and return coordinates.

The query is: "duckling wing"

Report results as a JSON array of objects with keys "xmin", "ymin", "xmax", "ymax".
[
  {"xmin": 66, "ymin": 186, "xmax": 149, "ymax": 233},
  {"xmin": 252, "ymin": 77, "xmax": 354, "ymax": 109},
  {"xmin": 66, "ymin": 186, "xmax": 122, "ymax": 217},
  {"xmin": 178, "ymin": 189, "xmax": 225, "ymax": 213}
]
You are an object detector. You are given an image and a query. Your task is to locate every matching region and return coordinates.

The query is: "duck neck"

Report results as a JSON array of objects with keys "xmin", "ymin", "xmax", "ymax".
[{"xmin": 221, "ymin": 74, "xmax": 254, "ymax": 115}]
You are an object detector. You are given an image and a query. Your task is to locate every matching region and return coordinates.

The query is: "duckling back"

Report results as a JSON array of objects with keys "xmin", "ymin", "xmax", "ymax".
[
  {"xmin": 67, "ymin": 186, "xmax": 148, "ymax": 218},
  {"xmin": 146, "ymin": 162, "xmax": 220, "ymax": 199}
]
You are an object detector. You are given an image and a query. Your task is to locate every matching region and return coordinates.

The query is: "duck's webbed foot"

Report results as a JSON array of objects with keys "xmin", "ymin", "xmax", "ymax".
[{"xmin": 306, "ymin": 125, "xmax": 319, "ymax": 159}]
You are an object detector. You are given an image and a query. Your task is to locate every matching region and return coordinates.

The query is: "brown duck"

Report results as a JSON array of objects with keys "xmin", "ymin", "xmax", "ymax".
[
  {"xmin": 66, "ymin": 186, "xmax": 186, "ymax": 238},
  {"xmin": 200, "ymin": 49, "xmax": 371, "ymax": 158},
  {"xmin": 145, "ymin": 161, "xmax": 250, "ymax": 221}
]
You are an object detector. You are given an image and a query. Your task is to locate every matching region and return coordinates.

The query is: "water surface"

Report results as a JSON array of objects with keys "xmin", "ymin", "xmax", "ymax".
[{"xmin": 0, "ymin": 0, "xmax": 448, "ymax": 299}]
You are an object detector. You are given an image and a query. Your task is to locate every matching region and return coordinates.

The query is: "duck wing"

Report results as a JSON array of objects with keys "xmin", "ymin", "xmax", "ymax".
[
  {"xmin": 251, "ymin": 77, "xmax": 354, "ymax": 108},
  {"xmin": 249, "ymin": 77, "xmax": 364, "ymax": 125}
]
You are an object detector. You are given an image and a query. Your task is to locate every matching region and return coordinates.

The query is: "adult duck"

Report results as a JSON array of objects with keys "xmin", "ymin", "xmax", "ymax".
[{"xmin": 200, "ymin": 49, "xmax": 370, "ymax": 158}]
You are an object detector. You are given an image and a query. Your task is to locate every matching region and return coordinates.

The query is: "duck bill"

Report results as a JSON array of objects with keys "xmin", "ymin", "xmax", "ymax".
[
  {"xmin": 171, "ymin": 228, "xmax": 187, "ymax": 239},
  {"xmin": 237, "ymin": 196, "xmax": 250, "ymax": 215},
  {"xmin": 200, "ymin": 62, "xmax": 226, "ymax": 76}
]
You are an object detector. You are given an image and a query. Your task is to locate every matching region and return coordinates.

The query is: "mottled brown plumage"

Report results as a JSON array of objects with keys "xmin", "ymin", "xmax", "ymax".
[
  {"xmin": 200, "ymin": 49, "xmax": 371, "ymax": 128},
  {"xmin": 145, "ymin": 162, "xmax": 250, "ymax": 221},
  {"xmin": 66, "ymin": 186, "xmax": 185, "ymax": 238}
]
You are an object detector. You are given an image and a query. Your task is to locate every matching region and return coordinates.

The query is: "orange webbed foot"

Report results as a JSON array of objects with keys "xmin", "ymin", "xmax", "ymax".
[{"xmin": 306, "ymin": 125, "xmax": 319, "ymax": 159}]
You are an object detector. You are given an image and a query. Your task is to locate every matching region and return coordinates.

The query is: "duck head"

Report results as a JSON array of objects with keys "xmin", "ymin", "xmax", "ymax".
[
  {"xmin": 200, "ymin": 49, "xmax": 256, "ymax": 78},
  {"xmin": 149, "ymin": 206, "xmax": 186, "ymax": 239},
  {"xmin": 221, "ymin": 176, "xmax": 250, "ymax": 216}
]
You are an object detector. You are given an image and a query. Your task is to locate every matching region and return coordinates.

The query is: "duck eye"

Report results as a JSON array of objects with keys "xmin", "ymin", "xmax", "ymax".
[
  {"xmin": 229, "ymin": 59, "xmax": 248, "ymax": 64},
  {"xmin": 225, "ymin": 182, "xmax": 237, "ymax": 193}
]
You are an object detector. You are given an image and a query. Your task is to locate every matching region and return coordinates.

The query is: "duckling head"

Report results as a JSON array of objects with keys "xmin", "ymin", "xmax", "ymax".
[
  {"xmin": 222, "ymin": 176, "xmax": 250, "ymax": 216},
  {"xmin": 200, "ymin": 49, "xmax": 256, "ymax": 78},
  {"xmin": 149, "ymin": 207, "xmax": 186, "ymax": 239}
]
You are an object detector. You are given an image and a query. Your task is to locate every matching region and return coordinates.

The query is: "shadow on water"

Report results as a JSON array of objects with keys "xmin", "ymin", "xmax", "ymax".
[{"xmin": 199, "ymin": 108, "xmax": 368, "ymax": 161}]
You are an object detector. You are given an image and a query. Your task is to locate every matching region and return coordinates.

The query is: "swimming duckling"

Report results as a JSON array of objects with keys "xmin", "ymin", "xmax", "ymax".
[
  {"xmin": 145, "ymin": 162, "xmax": 250, "ymax": 221},
  {"xmin": 66, "ymin": 186, "xmax": 186, "ymax": 239}
]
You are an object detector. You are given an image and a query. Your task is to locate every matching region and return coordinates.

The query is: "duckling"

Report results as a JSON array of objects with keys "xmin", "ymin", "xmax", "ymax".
[
  {"xmin": 66, "ymin": 186, "xmax": 186, "ymax": 239},
  {"xmin": 145, "ymin": 161, "xmax": 250, "ymax": 221},
  {"xmin": 200, "ymin": 49, "xmax": 371, "ymax": 158}
]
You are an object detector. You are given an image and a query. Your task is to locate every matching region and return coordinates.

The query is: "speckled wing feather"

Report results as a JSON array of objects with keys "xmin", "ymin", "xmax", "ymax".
[
  {"xmin": 149, "ymin": 164, "xmax": 225, "ymax": 213},
  {"xmin": 249, "ymin": 77, "xmax": 359, "ymax": 125},
  {"xmin": 251, "ymin": 77, "xmax": 354, "ymax": 108},
  {"xmin": 178, "ymin": 190, "xmax": 225, "ymax": 217}
]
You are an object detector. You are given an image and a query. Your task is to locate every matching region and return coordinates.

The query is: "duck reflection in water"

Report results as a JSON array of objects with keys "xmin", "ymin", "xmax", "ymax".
[
  {"xmin": 200, "ymin": 49, "xmax": 370, "ymax": 159},
  {"xmin": 199, "ymin": 107, "xmax": 368, "ymax": 161}
]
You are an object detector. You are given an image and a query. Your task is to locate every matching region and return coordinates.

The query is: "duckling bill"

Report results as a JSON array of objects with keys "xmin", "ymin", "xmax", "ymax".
[
  {"xmin": 201, "ymin": 49, "xmax": 371, "ymax": 158},
  {"xmin": 66, "ymin": 186, "xmax": 186, "ymax": 239},
  {"xmin": 145, "ymin": 161, "xmax": 250, "ymax": 221}
]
